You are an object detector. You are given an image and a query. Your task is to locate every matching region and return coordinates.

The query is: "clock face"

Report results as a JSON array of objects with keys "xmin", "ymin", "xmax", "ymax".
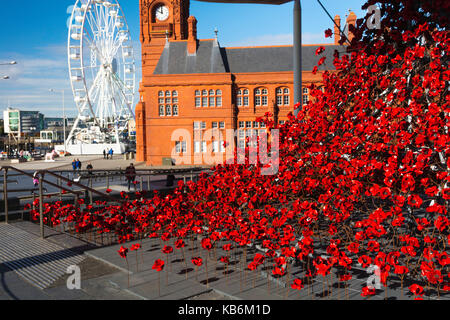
[{"xmin": 155, "ymin": 5, "xmax": 169, "ymax": 21}]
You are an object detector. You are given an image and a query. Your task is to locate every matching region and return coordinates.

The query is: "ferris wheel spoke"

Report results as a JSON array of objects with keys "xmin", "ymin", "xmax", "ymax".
[{"xmin": 110, "ymin": 73, "xmax": 135, "ymax": 118}]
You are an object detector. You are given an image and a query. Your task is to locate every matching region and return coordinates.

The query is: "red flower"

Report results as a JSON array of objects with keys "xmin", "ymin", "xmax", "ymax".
[
  {"xmin": 291, "ymin": 279, "xmax": 304, "ymax": 290},
  {"xmin": 358, "ymin": 255, "xmax": 372, "ymax": 268},
  {"xmin": 324, "ymin": 28, "xmax": 333, "ymax": 38},
  {"xmin": 347, "ymin": 242, "xmax": 359, "ymax": 254},
  {"xmin": 175, "ymin": 239, "xmax": 185, "ymax": 249},
  {"xmin": 222, "ymin": 244, "xmax": 233, "ymax": 251},
  {"xmin": 272, "ymin": 267, "xmax": 285, "ymax": 276},
  {"xmin": 339, "ymin": 274, "xmax": 352, "ymax": 282},
  {"xmin": 247, "ymin": 262, "xmax": 258, "ymax": 271},
  {"xmin": 409, "ymin": 284, "xmax": 424, "ymax": 296},
  {"xmin": 361, "ymin": 286, "xmax": 376, "ymax": 297},
  {"xmin": 130, "ymin": 243, "xmax": 141, "ymax": 251},
  {"xmin": 162, "ymin": 245, "xmax": 173, "ymax": 254},
  {"xmin": 220, "ymin": 256, "xmax": 229, "ymax": 264},
  {"xmin": 118, "ymin": 246, "xmax": 128, "ymax": 259},
  {"xmin": 191, "ymin": 257, "xmax": 203, "ymax": 267},
  {"xmin": 106, "ymin": 188, "xmax": 112, "ymax": 194},
  {"xmin": 201, "ymin": 238, "xmax": 213, "ymax": 250},
  {"xmin": 152, "ymin": 259, "xmax": 165, "ymax": 272}
]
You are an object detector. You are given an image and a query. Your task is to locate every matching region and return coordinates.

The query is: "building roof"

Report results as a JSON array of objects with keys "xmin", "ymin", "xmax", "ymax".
[{"xmin": 153, "ymin": 40, "xmax": 348, "ymax": 75}]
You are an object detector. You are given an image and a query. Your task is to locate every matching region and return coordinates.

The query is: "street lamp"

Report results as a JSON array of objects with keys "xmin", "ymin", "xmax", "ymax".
[{"xmin": 49, "ymin": 89, "xmax": 66, "ymax": 155}]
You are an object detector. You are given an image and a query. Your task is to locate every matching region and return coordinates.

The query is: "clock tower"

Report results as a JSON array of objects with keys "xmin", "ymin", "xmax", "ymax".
[{"xmin": 139, "ymin": 0, "xmax": 190, "ymax": 75}]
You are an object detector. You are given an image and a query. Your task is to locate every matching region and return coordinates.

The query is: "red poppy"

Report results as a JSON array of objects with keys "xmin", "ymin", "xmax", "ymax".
[
  {"xmin": 106, "ymin": 188, "xmax": 112, "ymax": 193},
  {"xmin": 409, "ymin": 284, "xmax": 424, "ymax": 296},
  {"xmin": 291, "ymin": 279, "xmax": 304, "ymax": 290},
  {"xmin": 340, "ymin": 274, "xmax": 352, "ymax": 282},
  {"xmin": 118, "ymin": 246, "xmax": 128, "ymax": 259},
  {"xmin": 222, "ymin": 244, "xmax": 233, "ymax": 251},
  {"xmin": 130, "ymin": 243, "xmax": 141, "ymax": 251},
  {"xmin": 175, "ymin": 239, "xmax": 185, "ymax": 249},
  {"xmin": 201, "ymin": 238, "xmax": 213, "ymax": 250},
  {"xmin": 191, "ymin": 257, "xmax": 203, "ymax": 266},
  {"xmin": 152, "ymin": 259, "xmax": 165, "ymax": 272},
  {"xmin": 361, "ymin": 286, "xmax": 376, "ymax": 297},
  {"xmin": 247, "ymin": 262, "xmax": 258, "ymax": 271},
  {"xmin": 162, "ymin": 245, "xmax": 173, "ymax": 254},
  {"xmin": 324, "ymin": 28, "xmax": 333, "ymax": 38},
  {"xmin": 272, "ymin": 267, "xmax": 285, "ymax": 276},
  {"xmin": 220, "ymin": 256, "xmax": 229, "ymax": 264}
]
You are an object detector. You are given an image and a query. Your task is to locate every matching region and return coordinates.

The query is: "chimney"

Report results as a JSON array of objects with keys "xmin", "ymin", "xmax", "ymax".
[
  {"xmin": 187, "ymin": 16, "xmax": 198, "ymax": 55},
  {"xmin": 346, "ymin": 11, "xmax": 357, "ymax": 42},
  {"xmin": 334, "ymin": 15, "xmax": 341, "ymax": 45}
]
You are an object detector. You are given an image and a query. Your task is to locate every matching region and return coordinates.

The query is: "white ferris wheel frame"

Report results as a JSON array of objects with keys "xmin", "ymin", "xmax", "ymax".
[{"xmin": 67, "ymin": 0, "xmax": 136, "ymax": 147}]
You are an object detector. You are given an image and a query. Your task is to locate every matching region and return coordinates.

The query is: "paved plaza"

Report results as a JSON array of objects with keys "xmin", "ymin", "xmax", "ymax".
[{"xmin": 0, "ymin": 220, "xmax": 447, "ymax": 300}]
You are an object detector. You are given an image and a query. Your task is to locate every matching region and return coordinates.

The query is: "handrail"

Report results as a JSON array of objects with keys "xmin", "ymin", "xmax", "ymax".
[{"xmin": 0, "ymin": 166, "xmax": 82, "ymax": 196}]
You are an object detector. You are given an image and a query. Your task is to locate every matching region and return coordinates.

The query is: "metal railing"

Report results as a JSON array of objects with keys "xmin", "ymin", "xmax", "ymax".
[{"xmin": 0, "ymin": 165, "xmax": 210, "ymax": 239}]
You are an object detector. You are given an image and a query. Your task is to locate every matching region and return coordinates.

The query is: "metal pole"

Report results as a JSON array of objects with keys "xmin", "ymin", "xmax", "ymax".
[
  {"xmin": 39, "ymin": 172, "xmax": 44, "ymax": 238},
  {"xmin": 63, "ymin": 90, "xmax": 66, "ymax": 156},
  {"xmin": 89, "ymin": 177, "xmax": 93, "ymax": 205},
  {"xmin": 3, "ymin": 169, "xmax": 8, "ymax": 224},
  {"xmin": 293, "ymin": 0, "xmax": 302, "ymax": 117}
]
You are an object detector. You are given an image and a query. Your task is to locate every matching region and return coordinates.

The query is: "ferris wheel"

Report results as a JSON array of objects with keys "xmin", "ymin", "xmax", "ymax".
[{"xmin": 67, "ymin": 0, "xmax": 135, "ymax": 152}]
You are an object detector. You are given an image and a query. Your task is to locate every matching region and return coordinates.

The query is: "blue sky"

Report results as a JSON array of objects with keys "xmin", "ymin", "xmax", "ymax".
[{"xmin": 0, "ymin": 0, "xmax": 367, "ymax": 118}]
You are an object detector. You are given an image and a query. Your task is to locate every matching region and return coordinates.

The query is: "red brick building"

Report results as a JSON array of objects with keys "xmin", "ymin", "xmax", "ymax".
[{"xmin": 136, "ymin": 0, "xmax": 355, "ymax": 165}]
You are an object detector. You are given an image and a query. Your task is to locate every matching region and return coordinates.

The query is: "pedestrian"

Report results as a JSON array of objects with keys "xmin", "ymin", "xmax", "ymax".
[
  {"xmin": 109, "ymin": 148, "xmax": 114, "ymax": 160},
  {"xmin": 125, "ymin": 163, "xmax": 136, "ymax": 191},
  {"xmin": 71, "ymin": 159, "xmax": 77, "ymax": 174},
  {"xmin": 32, "ymin": 172, "xmax": 39, "ymax": 187},
  {"xmin": 76, "ymin": 158, "xmax": 82, "ymax": 171},
  {"xmin": 86, "ymin": 162, "xmax": 93, "ymax": 175},
  {"xmin": 103, "ymin": 149, "xmax": 107, "ymax": 159}
]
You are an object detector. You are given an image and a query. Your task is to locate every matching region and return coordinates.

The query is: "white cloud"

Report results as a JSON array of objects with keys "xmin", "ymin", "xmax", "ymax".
[{"xmin": 0, "ymin": 40, "xmax": 142, "ymax": 118}]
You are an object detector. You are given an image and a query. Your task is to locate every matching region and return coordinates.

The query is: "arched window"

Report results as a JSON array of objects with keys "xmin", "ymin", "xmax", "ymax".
[
  {"xmin": 276, "ymin": 87, "xmax": 290, "ymax": 106},
  {"xmin": 255, "ymin": 87, "xmax": 268, "ymax": 106},
  {"xmin": 303, "ymin": 87, "xmax": 309, "ymax": 105},
  {"xmin": 237, "ymin": 88, "xmax": 249, "ymax": 107},
  {"xmin": 158, "ymin": 90, "xmax": 178, "ymax": 116},
  {"xmin": 173, "ymin": 105, "xmax": 178, "ymax": 116}
]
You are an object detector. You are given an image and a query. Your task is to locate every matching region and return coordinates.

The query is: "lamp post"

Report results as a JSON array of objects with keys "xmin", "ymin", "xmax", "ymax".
[{"xmin": 49, "ymin": 89, "xmax": 66, "ymax": 155}]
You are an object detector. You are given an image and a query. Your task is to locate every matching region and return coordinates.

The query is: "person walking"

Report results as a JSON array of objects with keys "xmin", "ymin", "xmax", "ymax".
[
  {"xmin": 76, "ymin": 158, "xmax": 82, "ymax": 171},
  {"xmin": 109, "ymin": 148, "xmax": 114, "ymax": 160},
  {"xmin": 125, "ymin": 163, "xmax": 136, "ymax": 191},
  {"xmin": 71, "ymin": 159, "xmax": 77, "ymax": 174},
  {"xmin": 32, "ymin": 172, "xmax": 39, "ymax": 187},
  {"xmin": 86, "ymin": 162, "xmax": 93, "ymax": 175},
  {"xmin": 103, "ymin": 149, "xmax": 107, "ymax": 159}
]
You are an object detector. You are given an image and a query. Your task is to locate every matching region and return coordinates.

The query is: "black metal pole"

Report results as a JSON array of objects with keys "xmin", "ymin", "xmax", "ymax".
[
  {"xmin": 3, "ymin": 169, "xmax": 8, "ymax": 224},
  {"xmin": 293, "ymin": 0, "xmax": 302, "ymax": 117},
  {"xmin": 39, "ymin": 172, "xmax": 44, "ymax": 238}
]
